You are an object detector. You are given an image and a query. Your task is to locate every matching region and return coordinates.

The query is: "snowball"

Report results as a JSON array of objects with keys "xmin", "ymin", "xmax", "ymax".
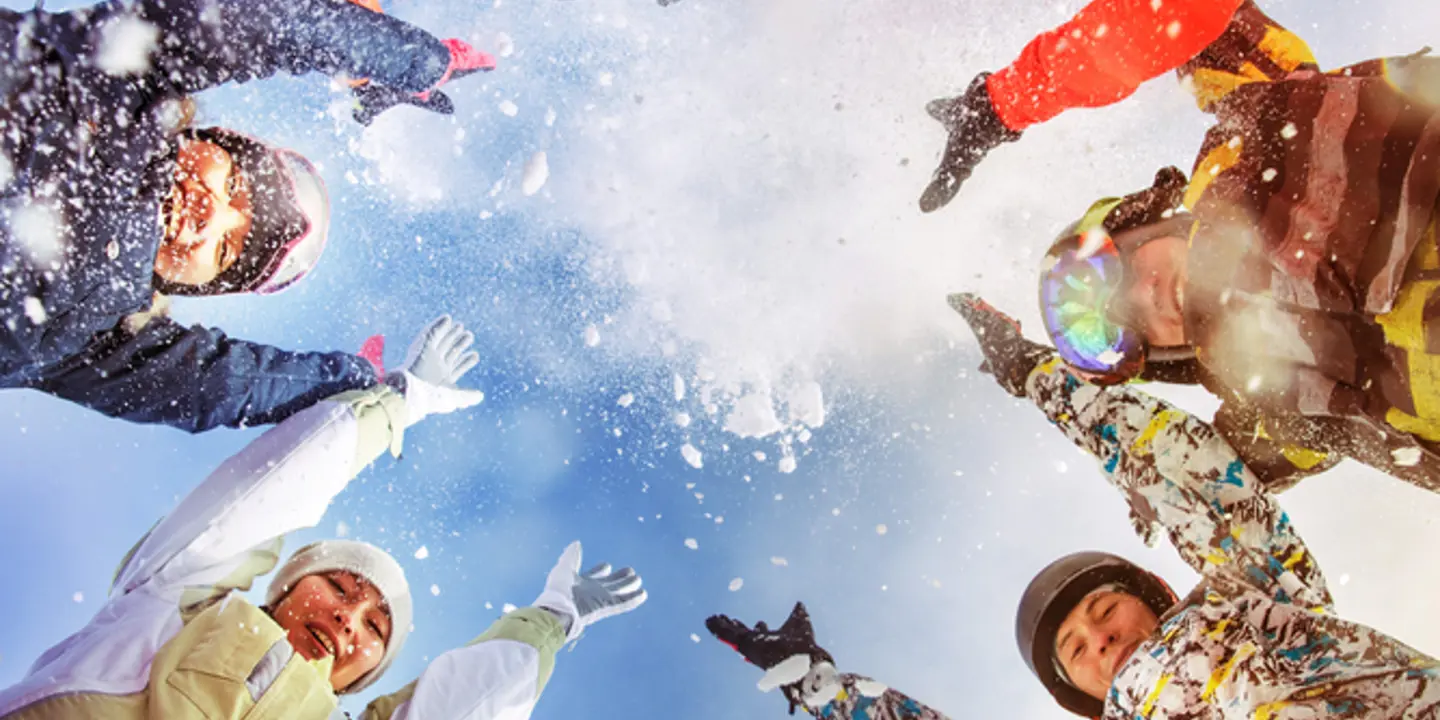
[
  {"xmin": 786, "ymin": 381, "xmax": 825, "ymax": 428},
  {"xmin": 728, "ymin": 577, "xmax": 744, "ymax": 592},
  {"xmin": 598, "ymin": 71, "xmax": 614, "ymax": 87},
  {"xmin": 1338, "ymin": 573, "xmax": 1351, "ymax": 586},
  {"xmin": 770, "ymin": 556, "xmax": 788, "ymax": 566},
  {"xmin": 617, "ymin": 393, "xmax": 635, "ymax": 407},
  {"xmin": 684, "ymin": 538, "xmax": 698, "ymax": 550},
  {"xmin": 1280, "ymin": 122, "xmax": 1298, "ymax": 139},
  {"xmin": 499, "ymin": 100, "xmax": 519, "ymax": 117},
  {"xmin": 430, "ymin": 584, "xmax": 441, "ymax": 596},
  {"xmin": 23, "ymin": 297, "xmax": 47, "ymax": 325},
  {"xmin": 690, "ymin": 633, "xmax": 702, "ymax": 643},
  {"xmin": 681, "ymin": 443, "xmax": 703, "ymax": 469},
  {"xmin": 725, "ymin": 393, "xmax": 783, "ymax": 438},
  {"xmin": 1261, "ymin": 168, "xmax": 1279, "ymax": 182},
  {"xmin": 414, "ymin": 545, "xmax": 430, "ymax": 560},
  {"xmin": 778, "ymin": 455, "xmax": 797, "ymax": 474},
  {"xmin": 545, "ymin": 107, "xmax": 557, "ymax": 127},
  {"xmin": 96, "ymin": 15, "xmax": 159, "ymax": 76},
  {"xmin": 673, "ymin": 374, "xmax": 687, "ymax": 401},
  {"xmin": 502, "ymin": 603, "xmax": 517, "ymax": 613},
  {"xmin": 674, "ymin": 412, "xmax": 691, "ymax": 427},
  {"xmin": 1165, "ymin": 20, "xmax": 1182, "ymax": 38},
  {"xmin": 72, "ymin": 592, "xmax": 84, "ymax": 603},
  {"xmin": 495, "ymin": 32, "xmax": 515, "ymax": 57},
  {"xmin": 875, "ymin": 524, "xmax": 888, "ymax": 536},
  {"xmin": 521, "ymin": 152, "xmax": 549, "ymax": 196},
  {"xmin": 753, "ymin": 451, "xmax": 767, "ymax": 461},
  {"xmin": 584, "ymin": 324, "xmax": 601, "ymax": 347}
]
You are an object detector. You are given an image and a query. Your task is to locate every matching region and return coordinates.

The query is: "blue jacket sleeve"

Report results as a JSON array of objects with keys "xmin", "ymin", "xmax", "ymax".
[
  {"xmin": 31, "ymin": 317, "xmax": 379, "ymax": 433},
  {"xmin": 97, "ymin": 0, "xmax": 450, "ymax": 95}
]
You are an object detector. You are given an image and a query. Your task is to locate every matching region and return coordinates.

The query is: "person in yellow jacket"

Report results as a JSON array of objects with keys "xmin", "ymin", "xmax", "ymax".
[{"xmin": 0, "ymin": 314, "xmax": 649, "ymax": 720}]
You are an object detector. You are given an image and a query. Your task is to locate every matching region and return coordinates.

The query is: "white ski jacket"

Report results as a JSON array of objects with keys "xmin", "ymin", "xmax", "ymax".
[{"xmin": 0, "ymin": 385, "xmax": 565, "ymax": 720}]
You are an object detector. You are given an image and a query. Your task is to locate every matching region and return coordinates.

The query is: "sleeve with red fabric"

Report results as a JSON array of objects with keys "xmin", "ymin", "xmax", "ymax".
[{"xmin": 985, "ymin": 0, "xmax": 1244, "ymax": 131}]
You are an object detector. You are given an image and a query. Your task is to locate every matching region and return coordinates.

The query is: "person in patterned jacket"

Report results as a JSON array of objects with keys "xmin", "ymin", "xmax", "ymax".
[
  {"xmin": 957, "ymin": 294, "xmax": 1440, "ymax": 719},
  {"xmin": 924, "ymin": 0, "xmax": 1440, "ymax": 485},
  {"xmin": 703, "ymin": 296, "xmax": 1440, "ymax": 720}
]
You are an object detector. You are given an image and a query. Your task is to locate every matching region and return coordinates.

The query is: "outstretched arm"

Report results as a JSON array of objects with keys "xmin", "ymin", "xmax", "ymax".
[
  {"xmin": 364, "ymin": 542, "xmax": 647, "ymax": 720},
  {"xmin": 34, "ymin": 317, "xmax": 379, "ymax": 433},
  {"xmin": 83, "ymin": 0, "xmax": 452, "ymax": 96},
  {"xmin": 985, "ymin": 0, "xmax": 1244, "ymax": 131},
  {"xmin": 953, "ymin": 295, "xmax": 1332, "ymax": 610},
  {"xmin": 109, "ymin": 316, "xmax": 484, "ymax": 599},
  {"xmin": 706, "ymin": 603, "xmax": 952, "ymax": 720}
]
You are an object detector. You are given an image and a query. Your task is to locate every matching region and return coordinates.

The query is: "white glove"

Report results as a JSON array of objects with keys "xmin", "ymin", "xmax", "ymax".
[
  {"xmin": 533, "ymin": 541, "xmax": 647, "ymax": 642},
  {"xmin": 388, "ymin": 315, "xmax": 485, "ymax": 427}
]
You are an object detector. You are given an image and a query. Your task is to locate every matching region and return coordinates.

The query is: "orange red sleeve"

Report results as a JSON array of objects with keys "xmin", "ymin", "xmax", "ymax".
[{"xmin": 986, "ymin": 0, "xmax": 1244, "ymax": 131}]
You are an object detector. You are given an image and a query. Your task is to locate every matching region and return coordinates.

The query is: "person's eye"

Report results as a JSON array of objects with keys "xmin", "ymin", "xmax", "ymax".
[
  {"xmin": 327, "ymin": 577, "xmax": 347, "ymax": 597},
  {"xmin": 1072, "ymin": 643, "xmax": 1084, "ymax": 661},
  {"xmin": 367, "ymin": 619, "xmax": 383, "ymax": 637},
  {"xmin": 1102, "ymin": 603, "xmax": 1115, "ymax": 620}
]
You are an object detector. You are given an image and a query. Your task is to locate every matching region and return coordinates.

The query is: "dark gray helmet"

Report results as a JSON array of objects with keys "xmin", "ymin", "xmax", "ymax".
[{"xmin": 1016, "ymin": 551, "xmax": 1176, "ymax": 717}]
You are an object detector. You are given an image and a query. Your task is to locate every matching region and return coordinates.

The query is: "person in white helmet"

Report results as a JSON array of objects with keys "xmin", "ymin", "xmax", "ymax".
[
  {"xmin": 0, "ymin": 314, "xmax": 649, "ymax": 720},
  {"xmin": 0, "ymin": 0, "xmax": 495, "ymax": 433}
]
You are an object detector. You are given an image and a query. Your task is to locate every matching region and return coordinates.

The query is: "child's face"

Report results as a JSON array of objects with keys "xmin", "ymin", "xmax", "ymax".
[
  {"xmin": 269, "ymin": 570, "xmax": 393, "ymax": 693},
  {"xmin": 1054, "ymin": 588, "xmax": 1160, "ymax": 701},
  {"xmin": 1123, "ymin": 236, "xmax": 1189, "ymax": 348},
  {"xmin": 155, "ymin": 139, "xmax": 252, "ymax": 288}
]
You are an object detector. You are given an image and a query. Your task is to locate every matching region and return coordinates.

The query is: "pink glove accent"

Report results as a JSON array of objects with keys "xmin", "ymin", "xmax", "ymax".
[
  {"xmin": 358, "ymin": 334, "xmax": 386, "ymax": 376},
  {"xmin": 419, "ymin": 39, "xmax": 497, "ymax": 99}
]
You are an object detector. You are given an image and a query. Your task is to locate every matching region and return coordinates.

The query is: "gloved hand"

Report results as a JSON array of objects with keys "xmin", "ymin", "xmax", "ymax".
[
  {"xmin": 918, "ymin": 72, "xmax": 1022, "ymax": 213},
  {"xmin": 387, "ymin": 315, "xmax": 485, "ymax": 426},
  {"xmin": 948, "ymin": 293, "xmax": 1053, "ymax": 398},
  {"xmin": 707, "ymin": 603, "xmax": 834, "ymax": 715},
  {"xmin": 352, "ymin": 83, "xmax": 454, "ymax": 126},
  {"xmin": 706, "ymin": 602, "xmax": 833, "ymax": 670},
  {"xmin": 352, "ymin": 39, "xmax": 495, "ymax": 126},
  {"xmin": 534, "ymin": 541, "xmax": 647, "ymax": 642}
]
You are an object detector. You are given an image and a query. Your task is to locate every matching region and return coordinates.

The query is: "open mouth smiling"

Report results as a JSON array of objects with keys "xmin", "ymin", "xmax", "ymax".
[{"xmin": 307, "ymin": 624, "xmax": 338, "ymax": 658}]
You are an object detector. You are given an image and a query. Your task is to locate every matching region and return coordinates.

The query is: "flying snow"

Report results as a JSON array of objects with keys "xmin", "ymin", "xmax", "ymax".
[
  {"xmin": 616, "ymin": 393, "xmax": 635, "ymax": 407},
  {"xmin": 584, "ymin": 324, "xmax": 601, "ymax": 347},
  {"xmin": 494, "ymin": 32, "xmax": 515, "ymax": 57},
  {"xmin": 9, "ymin": 202, "xmax": 66, "ymax": 270},
  {"xmin": 681, "ymin": 443, "xmax": 703, "ymax": 469},
  {"xmin": 413, "ymin": 545, "xmax": 430, "ymax": 560},
  {"xmin": 724, "ymin": 393, "xmax": 783, "ymax": 439},
  {"xmin": 96, "ymin": 15, "xmax": 159, "ymax": 76},
  {"xmin": 521, "ymin": 151, "xmax": 549, "ymax": 196},
  {"xmin": 684, "ymin": 538, "xmax": 698, "ymax": 550},
  {"xmin": 499, "ymin": 100, "xmax": 519, "ymax": 117},
  {"xmin": 728, "ymin": 577, "xmax": 744, "ymax": 592}
]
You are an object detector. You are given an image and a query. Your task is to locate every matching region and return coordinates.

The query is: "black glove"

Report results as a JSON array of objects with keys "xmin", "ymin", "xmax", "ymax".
[
  {"xmin": 706, "ymin": 602, "xmax": 833, "ymax": 669},
  {"xmin": 707, "ymin": 603, "xmax": 834, "ymax": 714},
  {"xmin": 918, "ymin": 72, "xmax": 1022, "ymax": 213},
  {"xmin": 352, "ymin": 83, "xmax": 455, "ymax": 126},
  {"xmin": 948, "ymin": 293, "xmax": 1052, "ymax": 398}
]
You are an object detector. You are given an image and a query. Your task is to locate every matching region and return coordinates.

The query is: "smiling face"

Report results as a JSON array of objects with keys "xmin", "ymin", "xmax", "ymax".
[
  {"xmin": 268, "ymin": 571, "xmax": 393, "ymax": 693},
  {"xmin": 1121, "ymin": 236, "xmax": 1189, "ymax": 348},
  {"xmin": 155, "ymin": 139, "xmax": 253, "ymax": 288},
  {"xmin": 1054, "ymin": 588, "xmax": 1160, "ymax": 701}
]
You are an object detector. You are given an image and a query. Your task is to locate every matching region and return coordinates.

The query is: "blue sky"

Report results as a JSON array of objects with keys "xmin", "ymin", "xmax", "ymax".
[{"xmin": 5, "ymin": 0, "xmax": 1440, "ymax": 717}]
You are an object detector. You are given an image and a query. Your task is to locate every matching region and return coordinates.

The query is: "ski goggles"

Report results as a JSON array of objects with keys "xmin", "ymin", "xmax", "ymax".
[
  {"xmin": 250, "ymin": 149, "xmax": 331, "ymax": 295},
  {"xmin": 1038, "ymin": 228, "xmax": 1146, "ymax": 383}
]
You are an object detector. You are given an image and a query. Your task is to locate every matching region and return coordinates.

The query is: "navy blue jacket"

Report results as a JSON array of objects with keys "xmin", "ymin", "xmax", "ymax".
[{"xmin": 0, "ymin": 0, "xmax": 448, "ymax": 432}]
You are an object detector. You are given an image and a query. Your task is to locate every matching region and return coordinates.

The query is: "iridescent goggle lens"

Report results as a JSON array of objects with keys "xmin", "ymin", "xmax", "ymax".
[{"xmin": 1038, "ymin": 232, "xmax": 1144, "ymax": 378}]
